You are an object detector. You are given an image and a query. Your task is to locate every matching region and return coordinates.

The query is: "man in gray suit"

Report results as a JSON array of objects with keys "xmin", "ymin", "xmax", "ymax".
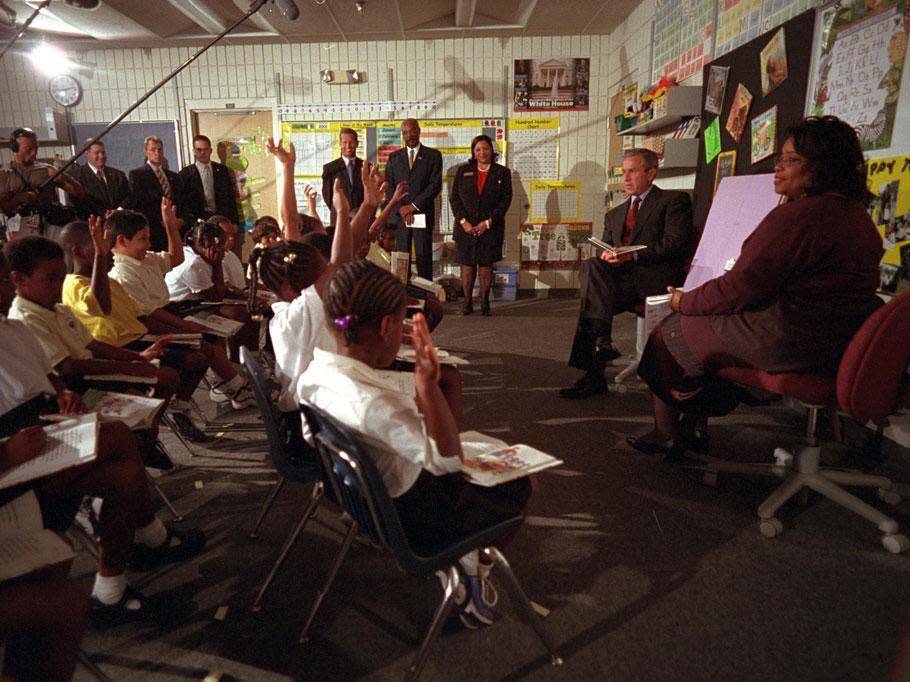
[
  {"xmin": 560, "ymin": 148, "xmax": 693, "ymax": 398},
  {"xmin": 384, "ymin": 119, "xmax": 442, "ymax": 279}
]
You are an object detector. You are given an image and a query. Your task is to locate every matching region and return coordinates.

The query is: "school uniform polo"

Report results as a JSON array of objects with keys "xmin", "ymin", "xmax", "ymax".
[
  {"xmin": 296, "ymin": 348, "xmax": 461, "ymax": 498},
  {"xmin": 222, "ymin": 250, "xmax": 246, "ymax": 290},
  {"xmin": 269, "ymin": 285, "xmax": 338, "ymax": 411},
  {"xmin": 109, "ymin": 251, "xmax": 172, "ymax": 316},
  {"xmin": 0, "ymin": 315, "xmax": 54, "ymax": 416},
  {"xmin": 8, "ymin": 295, "xmax": 93, "ymax": 368},
  {"xmin": 62, "ymin": 274, "xmax": 147, "ymax": 347},
  {"xmin": 165, "ymin": 247, "xmax": 212, "ymax": 302}
]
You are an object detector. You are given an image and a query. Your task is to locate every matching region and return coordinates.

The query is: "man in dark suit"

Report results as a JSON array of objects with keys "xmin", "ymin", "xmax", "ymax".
[
  {"xmin": 384, "ymin": 118, "xmax": 442, "ymax": 279},
  {"xmin": 71, "ymin": 139, "xmax": 130, "ymax": 219},
  {"xmin": 560, "ymin": 148, "xmax": 693, "ymax": 398},
  {"xmin": 321, "ymin": 127, "xmax": 363, "ymax": 227},
  {"xmin": 177, "ymin": 134, "xmax": 240, "ymax": 255},
  {"xmin": 125, "ymin": 135, "xmax": 182, "ymax": 252}
]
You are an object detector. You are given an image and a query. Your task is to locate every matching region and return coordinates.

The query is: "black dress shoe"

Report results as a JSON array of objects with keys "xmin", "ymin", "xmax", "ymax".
[
  {"xmin": 481, "ymin": 303, "xmax": 492, "ymax": 316},
  {"xmin": 558, "ymin": 375, "xmax": 608, "ymax": 399},
  {"xmin": 626, "ymin": 435, "xmax": 673, "ymax": 455},
  {"xmin": 593, "ymin": 343, "xmax": 622, "ymax": 365}
]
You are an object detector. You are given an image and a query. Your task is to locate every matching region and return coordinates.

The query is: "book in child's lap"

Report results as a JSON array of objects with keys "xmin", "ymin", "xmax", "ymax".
[
  {"xmin": 0, "ymin": 490, "xmax": 74, "ymax": 582},
  {"xmin": 459, "ymin": 431, "xmax": 562, "ymax": 486}
]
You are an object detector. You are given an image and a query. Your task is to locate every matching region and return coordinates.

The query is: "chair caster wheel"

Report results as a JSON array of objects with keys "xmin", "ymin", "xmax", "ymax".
[
  {"xmin": 879, "ymin": 488, "xmax": 901, "ymax": 506},
  {"xmin": 882, "ymin": 533, "xmax": 910, "ymax": 554},
  {"xmin": 703, "ymin": 471, "xmax": 718, "ymax": 486},
  {"xmin": 759, "ymin": 518, "xmax": 783, "ymax": 538}
]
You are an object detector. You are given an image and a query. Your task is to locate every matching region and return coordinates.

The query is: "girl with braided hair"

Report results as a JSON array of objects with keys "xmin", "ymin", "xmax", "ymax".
[{"xmin": 297, "ymin": 260, "xmax": 529, "ymax": 629}]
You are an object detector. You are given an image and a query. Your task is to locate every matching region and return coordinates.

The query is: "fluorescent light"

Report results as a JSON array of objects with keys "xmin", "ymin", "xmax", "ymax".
[{"xmin": 30, "ymin": 43, "xmax": 74, "ymax": 76}]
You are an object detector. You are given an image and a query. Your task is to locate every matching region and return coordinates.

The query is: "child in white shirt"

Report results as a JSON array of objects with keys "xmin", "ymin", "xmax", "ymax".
[{"xmin": 297, "ymin": 259, "xmax": 530, "ymax": 628}]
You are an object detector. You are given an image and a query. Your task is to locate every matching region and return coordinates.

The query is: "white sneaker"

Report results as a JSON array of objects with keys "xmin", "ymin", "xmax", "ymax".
[
  {"xmin": 477, "ymin": 559, "xmax": 498, "ymax": 607},
  {"xmin": 227, "ymin": 383, "xmax": 255, "ymax": 410},
  {"xmin": 208, "ymin": 382, "xmax": 232, "ymax": 403}
]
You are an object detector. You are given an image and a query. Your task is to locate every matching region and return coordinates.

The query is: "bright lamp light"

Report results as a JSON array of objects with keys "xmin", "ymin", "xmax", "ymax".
[{"xmin": 30, "ymin": 43, "xmax": 73, "ymax": 76}]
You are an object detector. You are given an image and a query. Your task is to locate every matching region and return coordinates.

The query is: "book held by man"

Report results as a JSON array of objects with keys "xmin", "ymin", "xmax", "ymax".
[
  {"xmin": 587, "ymin": 236, "xmax": 648, "ymax": 257},
  {"xmin": 0, "ymin": 413, "xmax": 99, "ymax": 490},
  {"xmin": 459, "ymin": 431, "xmax": 563, "ymax": 486},
  {"xmin": 0, "ymin": 490, "xmax": 74, "ymax": 582}
]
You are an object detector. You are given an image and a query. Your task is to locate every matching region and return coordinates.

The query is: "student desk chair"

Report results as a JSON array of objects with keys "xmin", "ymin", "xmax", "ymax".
[{"xmin": 703, "ymin": 292, "xmax": 910, "ymax": 553}]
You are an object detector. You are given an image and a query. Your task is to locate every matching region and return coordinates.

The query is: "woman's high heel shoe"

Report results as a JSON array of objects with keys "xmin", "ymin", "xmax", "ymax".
[
  {"xmin": 481, "ymin": 302, "xmax": 492, "ymax": 316},
  {"xmin": 461, "ymin": 301, "xmax": 474, "ymax": 315}
]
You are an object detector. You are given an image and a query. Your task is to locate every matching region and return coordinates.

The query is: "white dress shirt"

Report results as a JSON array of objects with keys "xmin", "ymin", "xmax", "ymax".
[
  {"xmin": 222, "ymin": 250, "xmax": 246, "ymax": 290},
  {"xmin": 195, "ymin": 160, "xmax": 216, "ymax": 213},
  {"xmin": 0, "ymin": 315, "xmax": 54, "ymax": 416},
  {"xmin": 269, "ymin": 285, "xmax": 337, "ymax": 411},
  {"xmin": 110, "ymin": 251, "xmax": 173, "ymax": 315},
  {"xmin": 296, "ymin": 348, "xmax": 461, "ymax": 498},
  {"xmin": 165, "ymin": 247, "xmax": 213, "ymax": 302},
  {"xmin": 8, "ymin": 296, "xmax": 94, "ymax": 368}
]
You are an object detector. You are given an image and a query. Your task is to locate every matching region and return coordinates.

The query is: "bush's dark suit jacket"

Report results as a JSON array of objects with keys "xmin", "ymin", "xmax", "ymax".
[
  {"xmin": 603, "ymin": 185, "xmax": 692, "ymax": 293},
  {"xmin": 125, "ymin": 163, "xmax": 182, "ymax": 251},
  {"xmin": 321, "ymin": 157, "xmax": 364, "ymax": 226},
  {"xmin": 384, "ymin": 145, "xmax": 442, "ymax": 229},
  {"xmin": 176, "ymin": 161, "xmax": 239, "ymax": 227},
  {"xmin": 71, "ymin": 163, "xmax": 130, "ymax": 219}
]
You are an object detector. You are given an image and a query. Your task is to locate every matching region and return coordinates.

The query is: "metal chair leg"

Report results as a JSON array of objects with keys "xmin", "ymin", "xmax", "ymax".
[
  {"xmin": 249, "ymin": 477, "xmax": 287, "ymax": 539},
  {"xmin": 485, "ymin": 547, "xmax": 563, "ymax": 666},
  {"xmin": 145, "ymin": 470, "xmax": 183, "ymax": 521},
  {"xmin": 298, "ymin": 519, "xmax": 359, "ymax": 643},
  {"xmin": 77, "ymin": 649, "xmax": 112, "ymax": 682},
  {"xmin": 160, "ymin": 414, "xmax": 196, "ymax": 458},
  {"xmin": 407, "ymin": 566, "xmax": 460, "ymax": 681},
  {"xmin": 252, "ymin": 481, "xmax": 323, "ymax": 611}
]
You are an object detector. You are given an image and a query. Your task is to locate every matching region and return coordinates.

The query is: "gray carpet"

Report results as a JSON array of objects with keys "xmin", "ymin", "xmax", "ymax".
[{"xmin": 73, "ymin": 296, "xmax": 910, "ymax": 681}]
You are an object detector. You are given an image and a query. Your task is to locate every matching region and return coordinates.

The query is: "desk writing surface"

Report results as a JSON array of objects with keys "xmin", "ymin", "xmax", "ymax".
[{"xmin": 685, "ymin": 173, "xmax": 780, "ymax": 290}]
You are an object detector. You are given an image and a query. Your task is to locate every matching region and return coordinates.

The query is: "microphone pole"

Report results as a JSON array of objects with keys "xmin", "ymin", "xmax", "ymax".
[
  {"xmin": 0, "ymin": 0, "xmax": 52, "ymax": 62},
  {"xmin": 39, "ymin": 0, "xmax": 269, "ymax": 192}
]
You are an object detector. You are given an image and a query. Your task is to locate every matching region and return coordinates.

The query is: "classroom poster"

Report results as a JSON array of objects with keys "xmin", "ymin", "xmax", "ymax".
[
  {"xmin": 867, "ymin": 154, "xmax": 910, "ymax": 292},
  {"xmin": 513, "ymin": 59, "xmax": 590, "ymax": 111},
  {"xmin": 760, "ymin": 28, "xmax": 789, "ymax": 95},
  {"xmin": 704, "ymin": 117, "xmax": 722, "ymax": 163},
  {"xmin": 528, "ymin": 181, "xmax": 581, "ymax": 222},
  {"xmin": 716, "ymin": 0, "xmax": 764, "ymax": 57},
  {"xmin": 652, "ymin": 0, "xmax": 684, "ymax": 82},
  {"xmin": 714, "ymin": 150, "xmax": 737, "ymax": 195},
  {"xmin": 750, "ymin": 105, "xmax": 778, "ymax": 163},
  {"xmin": 705, "ymin": 65, "xmax": 730, "ymax": 114},
  {"xmin": 520, "ymin": 222, "xmax": 593, "ymax": 264},
  {"xmin": 808, "ymin": 0, "xmax": 908, "ymax": 151},
  {"xmin": 508, "ymin": 117, "xmax": 560, "ymax": 180},
  {"xmin": 726, "ymin": 83, "xmax": 753, "ymax": 142}
]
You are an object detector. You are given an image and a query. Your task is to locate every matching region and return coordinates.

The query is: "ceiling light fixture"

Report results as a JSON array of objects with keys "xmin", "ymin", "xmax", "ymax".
[
  {"xmin": 30, "ymin": 42, "xmax": 73, "ymax": 76},
  {"xmin": 354, "ymin": 1, "xmax": 365, "ymax": 15},
  {"xmin": 320, "ymin": 69, "xmax": 334, "ymax": 83}
]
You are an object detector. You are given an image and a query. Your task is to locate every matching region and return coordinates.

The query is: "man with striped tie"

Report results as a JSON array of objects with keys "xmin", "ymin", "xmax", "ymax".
[{"xmin": 126, "ymin": 135, "xmax": 183, "ymax": 251}]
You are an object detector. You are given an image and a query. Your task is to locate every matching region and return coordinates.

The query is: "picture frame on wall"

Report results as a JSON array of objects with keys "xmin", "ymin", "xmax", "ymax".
[
  {"xmin": 714, "ymin": 150, "xmax": 737, "ymax": 196},
  {"xmin": 750, "ymin": 105, "xmax": 778, "ymax": 164},
  {"xmin": 759, "ymin": 28, "xmax": 788, "ymax": 96},
  {"xmin": 704, "ymin": 65, "xmax": 730, "ymax": 115},
  {"xmin": 725, "ymin": 83, "xmax": 753, "ymax": 143}
]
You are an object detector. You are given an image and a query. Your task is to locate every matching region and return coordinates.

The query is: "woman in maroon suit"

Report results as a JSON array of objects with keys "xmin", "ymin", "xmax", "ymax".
[
  {"xmin": 630, "ymin": 116, "xmax": 883, "ymax": 457},
  {"xmin": 450, "ymin": 135, "xmax": 512, "ymax": 315}
]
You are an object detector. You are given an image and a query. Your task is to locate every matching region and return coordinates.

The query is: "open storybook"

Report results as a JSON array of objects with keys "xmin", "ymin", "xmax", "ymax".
[
  {"xmin": 459, "ymin": 431, "xmax": 562, "ymax": 487},
  {"xmin": 0, "ymin": 490, "xmax": 74, "ymax": 582},
  {"xmin": 588, "ymin": 236, "xmax": 648, "ymax": 258}
]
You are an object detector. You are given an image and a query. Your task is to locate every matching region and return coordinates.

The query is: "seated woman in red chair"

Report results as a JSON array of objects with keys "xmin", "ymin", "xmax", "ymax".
[{"xmin": 630, "ymin": 116, "xmax": 883, "ymax": 458}]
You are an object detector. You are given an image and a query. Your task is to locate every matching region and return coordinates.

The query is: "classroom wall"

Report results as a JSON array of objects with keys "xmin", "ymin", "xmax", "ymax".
[{"xmin": 0, "ymin": 33, "xmax": 616, "ymax": 281}]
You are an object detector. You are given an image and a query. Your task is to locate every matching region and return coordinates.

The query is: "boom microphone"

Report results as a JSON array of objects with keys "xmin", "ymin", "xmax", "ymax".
[{"xmin": 271, "ymin": 0, "xmax": 299, "ymax": 20}]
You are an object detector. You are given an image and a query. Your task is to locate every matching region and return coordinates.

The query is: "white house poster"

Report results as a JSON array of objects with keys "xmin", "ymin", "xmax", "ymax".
[{"xmin": 514, "ymin": 58, "xmax": 590, "ymax": 111}]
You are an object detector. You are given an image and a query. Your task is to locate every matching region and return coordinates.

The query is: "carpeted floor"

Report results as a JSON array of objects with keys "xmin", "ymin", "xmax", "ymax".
[{"xmin": 73, "ymin": 295, "xmax": 910, "ymax": 681}]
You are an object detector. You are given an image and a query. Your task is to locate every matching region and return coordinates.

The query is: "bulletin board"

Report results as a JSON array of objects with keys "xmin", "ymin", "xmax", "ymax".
[
  {"xmin": 692, "ymin": 8, "xmax": 817, "ymax": 231},
  {"xmin": 519, "ymin": 222, "xmax": 593, "ymax": 267},
  {"xmin": 279, "ymin": 118, "xmax": 505, "ymax": 226}
]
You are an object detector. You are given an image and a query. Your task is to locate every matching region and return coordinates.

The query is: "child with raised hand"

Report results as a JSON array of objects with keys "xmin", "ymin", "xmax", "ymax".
[
  {"xmin": 107, "ymin": 206, "xmax": 253, "ymax": 410},
  {"xmin": 0, "ymin": 248, "xmax": 205, "ymax": 627},
  {"xmin": 297, "ymin": 260, "xmax": 529, "ymax": 629},
  {"xmin": 267, "ymin": 137, "xmax": 326, "ymax": 241},
  {"xmin": 59, "ymin": 217, "xmax": 212, "ymax": 443}
]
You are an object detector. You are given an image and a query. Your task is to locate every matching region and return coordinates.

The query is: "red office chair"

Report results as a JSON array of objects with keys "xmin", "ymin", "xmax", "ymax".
[{"xmin": 703, "ymin": 292, "xmax": 910, "ymax": 553}]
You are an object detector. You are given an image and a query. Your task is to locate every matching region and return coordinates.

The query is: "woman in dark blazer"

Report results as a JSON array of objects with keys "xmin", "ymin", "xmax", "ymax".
[
  {"xmin": 450, "ymin": 135, "xmax": 512, "ymax": 315},
  {"xmin": 631, "ymin": 116, "xmax": 883, "ymax": 458}
]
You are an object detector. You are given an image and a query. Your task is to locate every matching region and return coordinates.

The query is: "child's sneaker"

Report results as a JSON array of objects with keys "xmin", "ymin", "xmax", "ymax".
[
  {"xmin": 227, "ymin": 383, "xmax": 255, "ymax": 410},
  {"xmin": 460, "ymin": 574, "xmax": 498, "ymax": 627},
  {"xmin": 477, "ymin": 558, "xmax": 498, "ymax": 607}
]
